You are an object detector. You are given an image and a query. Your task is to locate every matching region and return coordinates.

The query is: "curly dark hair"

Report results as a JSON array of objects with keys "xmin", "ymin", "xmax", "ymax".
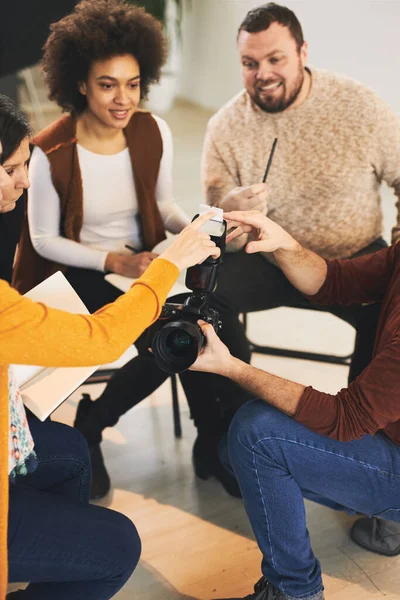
[
  {"xmin": 238, "ymin": 3, "xmax": 304, "ymax": 52},
  {"xmin": 42, "ymin": 0, "xmax": 167, "ymax": 115}
]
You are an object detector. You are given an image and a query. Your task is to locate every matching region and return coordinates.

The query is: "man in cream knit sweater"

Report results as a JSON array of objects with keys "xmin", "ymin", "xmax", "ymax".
[{"xmin": 193, "ymin": 2, "xmax": 400, "ymax": 564}]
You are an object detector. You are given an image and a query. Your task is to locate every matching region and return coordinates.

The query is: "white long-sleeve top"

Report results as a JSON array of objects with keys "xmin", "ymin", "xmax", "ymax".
[{"xmin": 28, "ymin": 115, "xmax": 190, "ymax": 272}]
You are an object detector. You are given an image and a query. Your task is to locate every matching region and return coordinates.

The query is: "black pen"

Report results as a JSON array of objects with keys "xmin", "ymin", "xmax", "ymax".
[
  {"xmin": 262, "ymin": 137, "xmax": 278, "ymax": 183},
  {"xmin": 125, "ymin": 244, "xmax": 140, "ymax": 254}
]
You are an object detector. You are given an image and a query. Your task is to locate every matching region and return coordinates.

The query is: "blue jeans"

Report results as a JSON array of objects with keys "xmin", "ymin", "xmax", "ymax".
[
  {"xmin": 8, "ymin": 416, "xmax": 141, "ymax": 599},
  {"xmin": 225, "ymin": 401, "xmax": 400, "ymax": 600}
]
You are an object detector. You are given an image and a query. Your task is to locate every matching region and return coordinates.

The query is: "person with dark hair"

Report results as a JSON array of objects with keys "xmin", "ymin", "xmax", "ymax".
[
  {"xmin": 238, "ymin": 3, "xmax": 304, "ymax": 50},
  {"xmin": 183, "ymin": 0, "xmax": 400, "ymax": 542},
  {"xmin": 14, "ymin": 0, "xmax": 189, "ymax": 292},
  {"xmin": 0, "ymin": 94, "xmax": 32, "ymax": 283},
  {"xmin": 0, "ymin": 93, "xmax": 222, "ymax": 600},
  {"xmin": 191, "ymin": 208, "xmax": 400, "ymax": 600}
]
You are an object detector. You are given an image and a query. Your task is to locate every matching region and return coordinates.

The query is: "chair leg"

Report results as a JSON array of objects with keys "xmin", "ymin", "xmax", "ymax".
[
  {"xmin": 248, "ymin": 342, "xmax": 352, "ymax": 365},
  {"xmin": 170, "ymin": 374, "xmax": 182, "ymax": 439},
  {"xmin": 242, "ymin": 313, "xmax": 352, "ymax": 366}
]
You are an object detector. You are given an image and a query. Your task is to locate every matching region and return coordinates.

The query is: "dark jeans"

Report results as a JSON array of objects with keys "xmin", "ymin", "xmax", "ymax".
[
  {"xmin": 225, "ymin": 401, "xmax": 400, "ymax": 599},
  {"xmin": 66, "ymin": 237, "xmax": 385, "ymax": 444},
  {"xmin": 8, "ymin": 416, "xmax": 141, "ymax": 599}
]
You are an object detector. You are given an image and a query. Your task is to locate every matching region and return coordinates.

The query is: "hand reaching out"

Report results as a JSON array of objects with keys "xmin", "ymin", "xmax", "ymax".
[{"xmin": 224, "ymin": 210, "xmax": 296, "ymax": 254}]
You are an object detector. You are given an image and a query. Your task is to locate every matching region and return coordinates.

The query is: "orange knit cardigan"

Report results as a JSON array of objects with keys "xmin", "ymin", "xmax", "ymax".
[{"xmin": 0, "ymin": 257, "xmax": 178, "ymax": 597}]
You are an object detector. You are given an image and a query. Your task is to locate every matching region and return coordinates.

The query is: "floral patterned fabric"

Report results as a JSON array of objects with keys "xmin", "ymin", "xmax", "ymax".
[{"xmin": 8, "ymin": 366, "xmax": 36, "ymax": 478}]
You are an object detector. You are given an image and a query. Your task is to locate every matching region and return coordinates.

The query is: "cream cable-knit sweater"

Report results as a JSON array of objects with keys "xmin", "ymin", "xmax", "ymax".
[{"xmin": 202, "ymin": 68, "xmax": 400, "ymax": 259}]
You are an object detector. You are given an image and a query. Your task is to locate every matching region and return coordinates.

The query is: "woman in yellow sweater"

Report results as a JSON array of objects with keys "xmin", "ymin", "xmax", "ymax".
[{"xmin": 0, "ymin": 96, "xmax": 220, "ymax": 600}]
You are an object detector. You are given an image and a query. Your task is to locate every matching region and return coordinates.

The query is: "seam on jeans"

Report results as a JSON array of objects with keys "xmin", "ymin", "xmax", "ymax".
[
  {"xmin": 250, "ymin": 437, "xmax": 327, "ymax": 596},
  {"xmin": 252, "ymin": 451, "xmax": 322, "ymax": 599},
  {"xmin": 252, "ymin": 447, "xmax": 278, "ymax": 576},
  {"xmin": 250, "ymin": 436, "xmax": 400, "ymax": 479}
]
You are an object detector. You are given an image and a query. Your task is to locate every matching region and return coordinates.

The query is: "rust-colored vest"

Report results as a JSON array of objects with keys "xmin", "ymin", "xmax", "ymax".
[{"xmin": 13, "ymin": 111, "xmax": 166, "ymax": 293}]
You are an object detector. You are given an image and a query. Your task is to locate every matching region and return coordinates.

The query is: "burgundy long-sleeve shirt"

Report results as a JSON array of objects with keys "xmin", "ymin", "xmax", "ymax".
[{"xmin": 294, "ymin": 242, "xmax": 400, "ymax": 443}]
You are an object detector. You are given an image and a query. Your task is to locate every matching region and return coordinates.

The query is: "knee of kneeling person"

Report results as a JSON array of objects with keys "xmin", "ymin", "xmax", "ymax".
[
  {"xmin": 228, "ymin": 400, "xmax": 290, "ymax": 455},
  {"xmin": 228, "ymin": 399, "xmax": 267, "ymax": 449}
]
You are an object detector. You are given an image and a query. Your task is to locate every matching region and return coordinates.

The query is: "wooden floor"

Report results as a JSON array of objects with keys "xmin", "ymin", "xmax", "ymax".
[{"xmin": 15, "ymin": 69, "xmax": 400, "ymax": 599}]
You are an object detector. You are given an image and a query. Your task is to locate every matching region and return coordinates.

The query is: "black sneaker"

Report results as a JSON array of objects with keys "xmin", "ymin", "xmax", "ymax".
[
  {"xmin": 89, "ymin": 443, "xmax": 111, "ymax": 500},
  {"xmin": 351, "ymin": 516, "xmax": 400, "ymax": 556},
  {"xmin": 215, "ymin": 576, "xmax": 285, "ymax": 600}
]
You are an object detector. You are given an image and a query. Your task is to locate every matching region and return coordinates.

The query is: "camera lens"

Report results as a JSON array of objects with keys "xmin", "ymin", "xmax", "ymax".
[
  {"xmin": 152, "ymin": 320, "xmax": 204, "ymax": 373},
  {"xmin": 166, "ymin": 329, "xmax": 194, "ymax": 357}
]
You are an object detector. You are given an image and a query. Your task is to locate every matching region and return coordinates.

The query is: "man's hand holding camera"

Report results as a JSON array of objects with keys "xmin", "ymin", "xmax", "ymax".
[
  {"xmin": 191, "ymin": 314, "xmax": 305, "ymax": 418},
  {"xmin": 191, "ymin": 319, "xmax": 235, "ymax": 377}
]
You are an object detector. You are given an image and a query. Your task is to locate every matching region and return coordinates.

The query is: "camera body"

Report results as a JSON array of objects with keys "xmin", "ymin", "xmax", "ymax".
[
  {"xmin": 151, "ymin": 295, "xmax": 221, "ymax": 374},
  {"xmin": 151, "ymin": 216, "xmax": 226, "ymax": 374}
]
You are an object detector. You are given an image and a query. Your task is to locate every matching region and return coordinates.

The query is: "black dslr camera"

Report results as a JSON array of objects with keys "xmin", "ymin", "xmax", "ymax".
[{"xmin": 151, "ymin": 216, "xmax": 226, "ymax": 374}]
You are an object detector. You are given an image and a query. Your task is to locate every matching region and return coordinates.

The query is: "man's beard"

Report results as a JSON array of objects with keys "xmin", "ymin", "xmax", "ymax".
[{"xmin": 252, "ymin": 66, "xmax": 305, "ymax": 114}]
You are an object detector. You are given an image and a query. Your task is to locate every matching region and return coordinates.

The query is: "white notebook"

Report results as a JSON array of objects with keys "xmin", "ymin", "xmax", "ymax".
[{"xmin": 12, "ymin": 272, "xmax": 98, "ymax": 421}]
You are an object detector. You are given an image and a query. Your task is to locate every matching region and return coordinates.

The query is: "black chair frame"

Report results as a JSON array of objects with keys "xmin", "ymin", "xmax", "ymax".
[{"xmin": 242, "ymin": 310, "xmax": 353, "ymax": 366}]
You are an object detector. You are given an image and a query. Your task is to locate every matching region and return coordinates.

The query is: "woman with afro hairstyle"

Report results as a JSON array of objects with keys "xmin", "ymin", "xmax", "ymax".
[{"xmin": 14, "ymin": 0, "xmax": 241, "ymax": 502}]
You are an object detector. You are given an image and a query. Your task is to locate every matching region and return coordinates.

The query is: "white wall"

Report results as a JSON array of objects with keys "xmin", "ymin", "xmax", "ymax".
[{"xmin": 179, "ymin": 0, "xmax": 400, "ymax": 115}]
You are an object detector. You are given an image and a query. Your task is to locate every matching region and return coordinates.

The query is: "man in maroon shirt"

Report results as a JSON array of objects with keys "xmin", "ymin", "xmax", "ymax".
[{"xmin": 192, "ymin": 210, "xmax": 400, "ymax": 600}]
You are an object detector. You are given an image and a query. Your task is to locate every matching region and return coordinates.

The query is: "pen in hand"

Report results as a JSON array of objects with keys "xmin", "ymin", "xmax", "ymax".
[
  {"xmin": 125, "ymin": 244, "xmax": 140, "ymax": 254},
  {"xmin": 262, "ymin": 137, "xmax": 278, "ymax": 183}
]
